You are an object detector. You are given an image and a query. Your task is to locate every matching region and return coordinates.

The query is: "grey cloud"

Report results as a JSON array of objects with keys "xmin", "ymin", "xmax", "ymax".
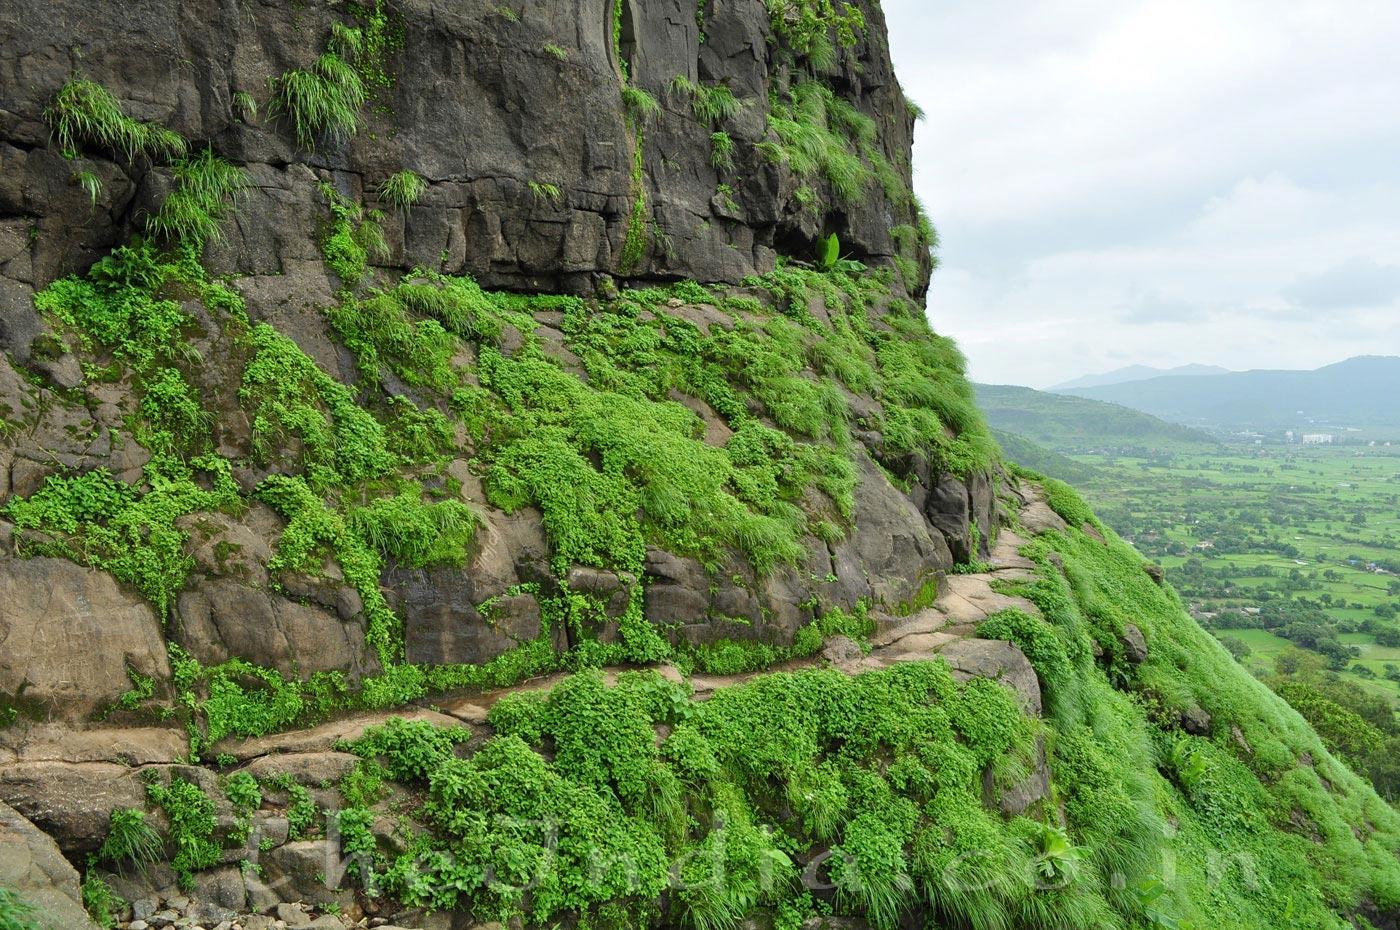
[
  {"xmin": 1119, "ymin": 292, "xmax": 1209, "ymax": 325},
  {"xmin": 1284, "ymin": 257, "xmax": 1400, "ymax": 310}
]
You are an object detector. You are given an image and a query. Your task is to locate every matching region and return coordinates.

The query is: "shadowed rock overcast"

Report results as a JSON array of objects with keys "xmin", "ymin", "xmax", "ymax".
[{"xmin": 886, "ymin": 0, "xmax": 1400, "ymax": 387}]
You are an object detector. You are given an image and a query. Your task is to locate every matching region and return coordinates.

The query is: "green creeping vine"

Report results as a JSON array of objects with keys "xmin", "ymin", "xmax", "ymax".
[
  {"xmin": 45, "ymin": 79, "xmax": 186, "ymax": 162},
  {"xmin": 345, "ymin": 662, "xmax": 1046, "ymax": 930},
  {"xmin": 144, "ymin": 774, "xmax": 220, "ymax": 891},
  {"xmin": 619, "ymin": 118, "xmax": 651, "ymax": 272}
]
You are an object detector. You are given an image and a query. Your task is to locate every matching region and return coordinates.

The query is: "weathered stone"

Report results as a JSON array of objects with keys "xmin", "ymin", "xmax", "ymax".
[
  {"xmin": 0, "ymin": 557, "xmax": 169, "ymax": 721},
  {"xmin": 1020, "ymin": 501, "xmax": 1069, "ymax": 536},
  {"xmin": 1181, "ymin": 704, "xmax": 1213, "ymax": 736},
  {"xmin": 0, "ymin": 799, "xmax": 100, "ymax": 929},
  {"xmin": 936, "ymin": 638, "xmax": 1043, "ymax": 717},
  {"xmin": 1122, "ymin": 623, "xmax": 1149, "ymax": 663},
  {"xmin": 176, "ymin": 579, "xmax": 375, "ymax": 680}
]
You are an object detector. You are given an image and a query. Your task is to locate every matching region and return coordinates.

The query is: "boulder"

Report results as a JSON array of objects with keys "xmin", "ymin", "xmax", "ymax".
[
  {"xmin": 0, "ymin": 800, "xmax": 99, "ymax": 929},
  {"xmin": 1122, "ymin": 623, "xmax": 1149, "ymax": 663},
  {"xmin": 0, "ymin": 557, "xmax": 169, "ymax": 721},
  {"xmin": 176, "ymin": 579, "xmax": 376, "ymax": 680},
  {"xmin": 937, "ymin": 638, "xmax": 1043, "ymax": 717}
]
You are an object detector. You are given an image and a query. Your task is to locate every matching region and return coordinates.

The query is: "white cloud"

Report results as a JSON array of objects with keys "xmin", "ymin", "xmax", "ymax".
[{"xmin": 884, "ymin": 0, "xmax": 1400, "ymax": 386}]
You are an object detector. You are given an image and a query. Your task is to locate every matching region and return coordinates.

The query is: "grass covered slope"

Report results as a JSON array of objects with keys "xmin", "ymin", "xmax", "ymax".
[
  {"xmin": 975, "ymin": 383, "xmax": 1218, "ymax": 453},
  {"xmin": 294, "ymin": 475, "xmax": 1400, "ymax": 930}
]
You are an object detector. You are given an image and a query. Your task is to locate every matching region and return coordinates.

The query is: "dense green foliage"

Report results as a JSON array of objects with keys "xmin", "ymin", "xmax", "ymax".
[
  {"xmin": 145, "ymin": 775, "xmax": 221, "ymax": 891},
  {"xmin": 0, "ymin": 889, "xmax": 38, "ymax": 930},
  {"xmin": 981, "ymin": 478, "xmax": 1400, "ymax": 928},
  {"xmin": 346, "ymin": 662, "xmax": 1054, "ymax": 929}
]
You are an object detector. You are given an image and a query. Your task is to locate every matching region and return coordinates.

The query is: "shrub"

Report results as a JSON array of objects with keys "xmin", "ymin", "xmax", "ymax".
[
  {"xmin": 145, "ymin": 776, "xmax": 220, "ymax": 891},
  {"xmin": 81, "ymin": 876, "xmax": 125, "ymax": 930}
]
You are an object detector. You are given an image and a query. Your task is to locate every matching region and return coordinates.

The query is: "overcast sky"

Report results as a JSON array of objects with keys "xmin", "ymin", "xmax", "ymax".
[{"xmin": 884, "ymin": 0, "xmax": 1400, "ymax": 388}]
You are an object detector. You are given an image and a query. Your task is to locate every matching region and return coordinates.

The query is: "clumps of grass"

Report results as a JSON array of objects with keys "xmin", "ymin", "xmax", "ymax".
[
  {"xmin": 73, "ymin": 169, "xmax": 102, "ymax": 205},
  {"xmin": 45, "ymin": 78, "xmax": 186, "ymax": 161},
  {"xmin": 269, "ymin": 37, "xmax": 366, "ymax": 150},
  {"xmin": 622, "ymin": 86, "xmax": 661, "ymax": 124},
  {"xmin": 668, "ymin": 75, "xmax": 745, "ymax": 125},
  {"xmin": 147, "ymin": 147, "xmax": 249, "ymax": 248},
  {"xmin": 542, "ymin": 43, "xmax": 569, "ymax": 61},
  {"xmin": 761, "ymin": 81, "xmax": 894, "ymax": 205},
  {"xmin": 232, "ymin": 90, "xmax": 258, "ymax": 122},
  {"xmin": 378, "ymin": 169, "xmax": 426, "ymax": 211},
  {"xmin": 346, "ymin": 484, "xmax": 478, "ymax": 568},
  {"xmin": 98, "ymin": 808, "xmax": 163, "ymax": 875},
  {"xmin": 495, "ymin": 5, "xmax": 520, "ymax": 21},
  {"xmin": 528, "ymin": 180, "xmax": 563, "ymax": 203},
  {"xmin": 710, "ymin": 130, "xmax": 734, "ymax": 170}
]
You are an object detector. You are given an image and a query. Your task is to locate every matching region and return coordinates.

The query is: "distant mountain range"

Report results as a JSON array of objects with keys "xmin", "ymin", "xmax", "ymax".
[
  {"xmin": 1048, "ymin": 363, "xmax": 1232, "ymax": 392},
  {"xmin": 974, "ymin": 383, "xmax": 1218, "ymax": 454},
  {"xmin": 1058, "ymin": 355, "xmax": 1400, "ymax": 432}
]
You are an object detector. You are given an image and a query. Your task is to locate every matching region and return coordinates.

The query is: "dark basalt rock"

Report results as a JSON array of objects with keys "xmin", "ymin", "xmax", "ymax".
[{"xmin": 0, "ymin": 0, "xmax": 924, "ymax": 304}]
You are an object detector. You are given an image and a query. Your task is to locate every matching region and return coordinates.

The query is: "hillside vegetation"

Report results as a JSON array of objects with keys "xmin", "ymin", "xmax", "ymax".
[{"xmin": 975, "ymin": 383, "xmax": 1219, "ymax": 452}]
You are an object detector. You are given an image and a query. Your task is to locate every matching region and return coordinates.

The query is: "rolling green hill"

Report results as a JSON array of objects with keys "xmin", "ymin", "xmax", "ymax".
[
  {"xmin": 991, "ymin": 428, "xmax": 1102, "ymax": 484},
  {"xmin": 1062, "ymin": 355, "xmax": 1400, "ymax": 434},
  {"xmin": 975, "ymin": 382, "xmax": 1219, "ymax": 453}
]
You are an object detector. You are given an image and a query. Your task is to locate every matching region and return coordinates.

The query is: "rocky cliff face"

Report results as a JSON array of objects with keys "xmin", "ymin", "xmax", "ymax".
[
  {"xmin": 1, "ymin": 0, "xmax": 985, "ymax": 724},
  {"xmin": 1, "ymin": 0, "xmax": 927, "ymax": 306}
]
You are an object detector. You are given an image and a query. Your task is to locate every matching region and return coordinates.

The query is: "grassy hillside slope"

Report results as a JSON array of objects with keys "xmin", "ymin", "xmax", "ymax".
[{"xmin": 975, "ymin": 383, "xmax": 1219, "ymax": 452}]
